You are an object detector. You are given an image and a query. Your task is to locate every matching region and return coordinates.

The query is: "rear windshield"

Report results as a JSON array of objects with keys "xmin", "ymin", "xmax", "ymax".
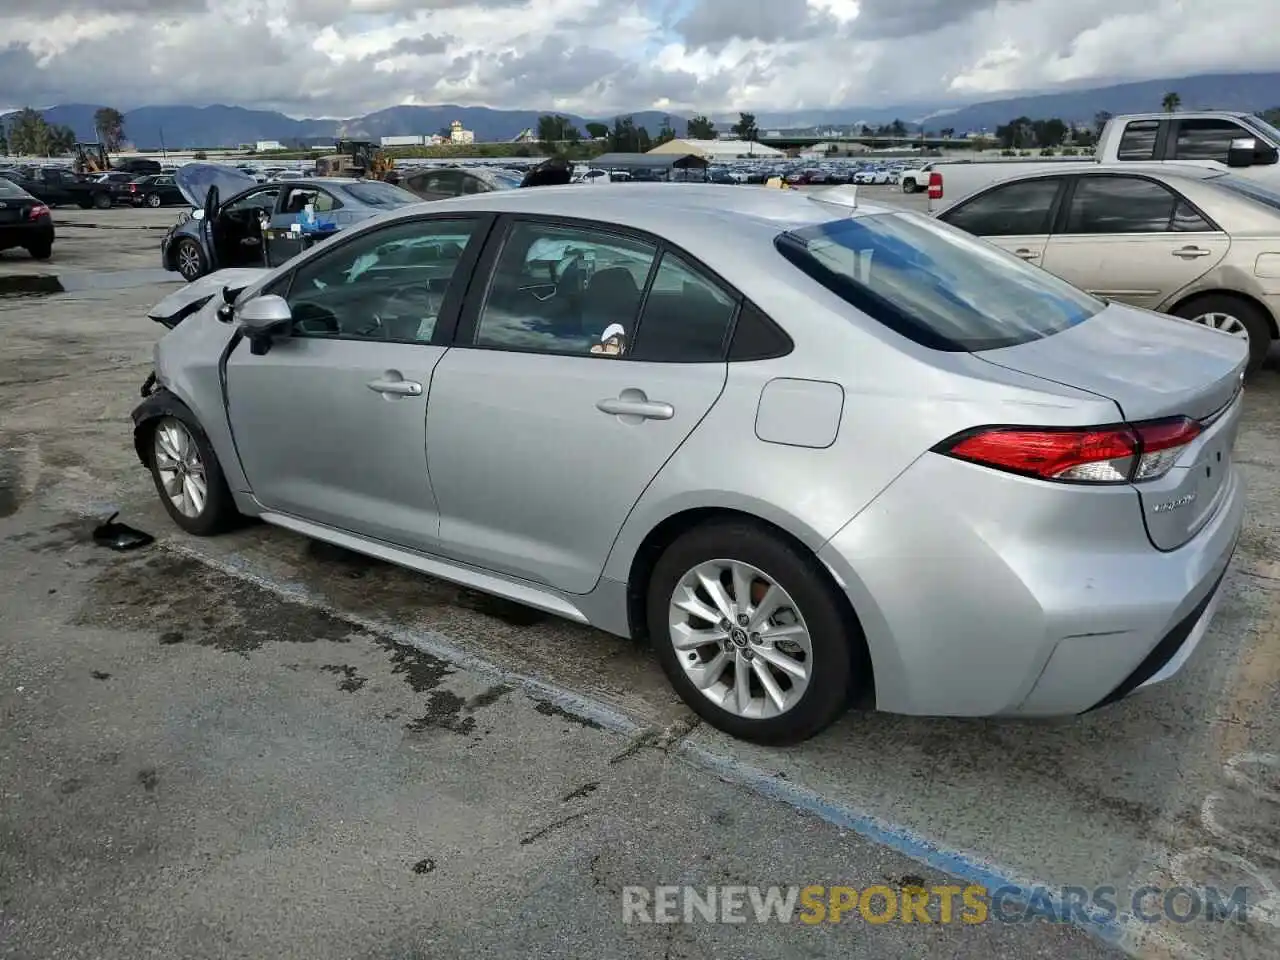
[
  {"xmin": 775, "ymin": 211, "xmax": 1102, "ymax": 351},
  {"xmin": 341, "ymin": 181, "xmax": 420, "ymax": 207},
  {"xmin": 1209, "ymin": 173, "xmax": 1280, "ymax": 213},
  {"xmin": 0, "ymin": 179, "xmax": 29, "ymax": 198}
]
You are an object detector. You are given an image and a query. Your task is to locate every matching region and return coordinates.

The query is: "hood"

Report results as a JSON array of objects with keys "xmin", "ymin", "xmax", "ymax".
[
  {"xmin": 521, "ymin": 157, "xmax": 573, "ymax": 188},
  {"xmin": 978, "ymin": 301, "xmax": 1249, "ymax": 423},
  {"xmin": 147, "ymin": 267, "xmax": 271, "ymax": 327},
  {"xmin": 174, "ymin": 162, "xmax": 258, "ymax": 209}
]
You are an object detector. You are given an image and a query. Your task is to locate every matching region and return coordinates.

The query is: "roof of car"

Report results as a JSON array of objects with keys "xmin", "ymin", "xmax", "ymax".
[{"xmin": 392, "ymin": 182, "xmax": 897, "ymax": 242}]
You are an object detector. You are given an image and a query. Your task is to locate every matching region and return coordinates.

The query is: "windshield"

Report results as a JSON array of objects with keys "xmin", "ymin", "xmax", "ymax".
[
  {"xmin": 776, "ymin": 211, "xmax": 1102, "ymax": 352},
  {"xmin": 341, "ymin": 180, "xmax": 421, "ymax": 207},
  {"xmin": 1208, "ymin": 172, "xmax": 1280, "ymax": 213},
  {"xmin": 0, "ymin": 179, "xmax": 29, "ymax": 198},
  {"xmin": 490, "ymin": 173, "xmax": 522, "ymax": 190},
  {"xmin": 1245, "ymin": 114, "xmax": 1280, "ymax": 143}
]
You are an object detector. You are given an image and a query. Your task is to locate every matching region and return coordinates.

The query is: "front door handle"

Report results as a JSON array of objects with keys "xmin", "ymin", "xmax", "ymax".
[
  {"xmin": 596, "ymin": 396, "xmax": 674, "ymax": 420},
  {"xmin": 1013, "ymin": 248, "xmax": 1039, "ymax": 260},
  {"xmin": 1173, "ymin": 246, "xmax": 1212, "ymax": 259},
  {"xmin": 367, "ymin": 377, "xmax": 422, "ymax": 397}
]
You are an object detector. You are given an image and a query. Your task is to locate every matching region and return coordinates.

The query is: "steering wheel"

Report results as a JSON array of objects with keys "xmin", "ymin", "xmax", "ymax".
[
  {"xmin": 292, "ymin": 302, "xmax": 340, "ymax": 336},
  {"xmin": 354, "ymin": 312, "xmax": 385, "ymax": 339}
]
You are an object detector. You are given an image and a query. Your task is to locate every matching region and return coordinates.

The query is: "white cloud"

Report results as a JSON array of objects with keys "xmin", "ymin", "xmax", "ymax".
[{"xmin": 0, "ymin": 0, "xmax": 1275, "ymax": 118}]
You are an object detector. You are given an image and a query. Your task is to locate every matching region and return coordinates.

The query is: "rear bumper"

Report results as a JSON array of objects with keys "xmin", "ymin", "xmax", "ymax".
[
  {"xmin": 818, "ymin": 451, "xmax": 1245, "ymax": 717},
  {"xmin": 0, "ymin": 223, "xmax": 54, "ymax": 248}
]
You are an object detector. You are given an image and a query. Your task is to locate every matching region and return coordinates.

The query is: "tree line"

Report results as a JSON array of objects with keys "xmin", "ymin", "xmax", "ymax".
[
  {"xmin": 535, "ymin": 111, "xmax": 760, "ymax": 153},
  {"xmin": 1, "ymin": 106, "xmax": 125, "ymax": 157}
]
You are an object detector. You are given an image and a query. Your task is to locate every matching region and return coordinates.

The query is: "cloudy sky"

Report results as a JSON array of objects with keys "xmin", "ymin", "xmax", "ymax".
[{"xmin": 1, "ymin": 0, "xmax": 1275, "ymax": 118}]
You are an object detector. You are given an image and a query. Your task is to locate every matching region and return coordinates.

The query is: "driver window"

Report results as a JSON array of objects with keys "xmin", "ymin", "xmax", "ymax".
[
  {"xmin": 473, "ymin": 221, "xmax": 658, "ymax": 356},
  {"xmin": 286, "ymin": 218, "xmax": 481, "ymax": 344}
]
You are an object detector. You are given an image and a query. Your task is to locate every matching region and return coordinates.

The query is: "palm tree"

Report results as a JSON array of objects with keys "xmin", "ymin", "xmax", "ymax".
[{"xmin": 1162, "ymin": 91, "xmax": 1181, "ymax": 113}]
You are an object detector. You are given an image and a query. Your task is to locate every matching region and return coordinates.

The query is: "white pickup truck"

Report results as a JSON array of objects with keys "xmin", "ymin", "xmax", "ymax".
[{"xmin": 926, "ymin": 110, "xmax": 1280, "ymax": 211}]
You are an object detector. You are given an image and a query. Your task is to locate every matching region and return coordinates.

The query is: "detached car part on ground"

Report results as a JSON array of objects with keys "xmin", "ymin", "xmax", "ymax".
[
  {"xmin": 134, "ymin": 183, "xmax": 1245, "ymax": 745},
  {"xmin": 160, "ymin": 163, "xmax": 422, "ymax": 281},
  {"xmin": 933, "ymin": 165, "xmax": 1280, "ymax": 372},
  {"xmin": 0, "ymin": 177, "xmax": 54, "ymax": 260}
]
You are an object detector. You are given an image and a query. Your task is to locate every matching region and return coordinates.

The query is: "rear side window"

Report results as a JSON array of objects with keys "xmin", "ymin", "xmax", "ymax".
[
  {"xmin": 1116, "ymin": 121, "xmax": 1160, "ymax": 161},
  {"xmin": 776, "ymin": 212, "xmax": 1101, "ymax": 352},
  {"xmin": 1064, "ymin": 176, "xmax": 1211, "ymax": 233},
  {"xmin": 631, "ymin": 251, "xmax": 737, "ymax": 362},
  {"xmin": 940, "ymin": 178, "xmax": 1061, "ymax": 236}
]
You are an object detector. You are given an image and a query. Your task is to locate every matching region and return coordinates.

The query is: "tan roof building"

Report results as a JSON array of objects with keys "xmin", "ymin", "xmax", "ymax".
[{"xmin": 647, "ymin": 138, "xmax": 784, "ymax": 160}]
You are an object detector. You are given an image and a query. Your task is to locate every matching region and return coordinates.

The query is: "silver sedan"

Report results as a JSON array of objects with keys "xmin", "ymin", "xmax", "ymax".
[{"xmin": 133, "ymin": 183, "xmax": 1247, "ymax": 744}]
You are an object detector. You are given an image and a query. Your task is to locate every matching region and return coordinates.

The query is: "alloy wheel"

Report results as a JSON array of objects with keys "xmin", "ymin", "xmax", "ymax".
[
  {"xmin": 667, "ymin": 559, "xmax": 813, "ymax": 719},
  {"xmin": 177, "ymin": 243, "xmax": 201, "ymax": 280},
  {"xmin": 148, "ymin": 194, "xmax": 162, "ymax": 207},
  {"xmin": 1192, "ymin": 311, "xmax": 1250, "ymax": 341},
  {"xmin": 153, "ymin": 419, "xmax": 208, "ymax": 518}
]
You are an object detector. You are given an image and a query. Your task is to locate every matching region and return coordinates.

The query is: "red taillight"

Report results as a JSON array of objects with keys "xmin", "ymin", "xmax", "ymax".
[
  {"xmin": 937, "ymin": 417, "xmax": 1201, "ymax": 484},
  {"xmin": 129, "ymin": 184, "xmax": 137, "ymax": 192},
  {"xmin": 28, "ymin": 204, "xmax": 49, "ymax": 220},
  {"xmin": 927, "ymin": 171, "xmax": 943, "ymax": 200}
]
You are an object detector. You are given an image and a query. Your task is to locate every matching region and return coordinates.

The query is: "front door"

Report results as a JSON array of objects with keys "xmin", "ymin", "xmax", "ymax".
[
  {"xmin": 224, "ymin": 214, "xmax": 489, "ymax": 552},
  {"xmin": 1040, "ymin": 174, "xmax": 1229, "ymax": 308},
  {"xmin": 426, "ymin": 218, "xmax": 738, "ymax": 594}
]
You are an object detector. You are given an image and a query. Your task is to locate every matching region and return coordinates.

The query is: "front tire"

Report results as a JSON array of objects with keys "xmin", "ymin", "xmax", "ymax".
[
  {"xmin": 647, "ymin": 519, "xmax": 864, "ymax": 745},
  {"xmin": 1172, "ymin": 293, "xmax": 1272, "ymax": 373},
  {"xmin": 146, "ymin": 413, "xmax": 239, "ymax": 536},
  {"xmin": 174, "ymin": 238, "xmax": 207, "ymax": 281},
  {"xmin": 902, "ymin": 179, "xmax": 917, "ymax": 193}
]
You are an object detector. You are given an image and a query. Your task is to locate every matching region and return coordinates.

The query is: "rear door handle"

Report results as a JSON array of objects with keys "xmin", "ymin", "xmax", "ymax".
[
  {"xmin": 596, "ymin": 397, "xmax": 674, "ymax": 420},
  {"xmin": 1173, "ymin": 246, "xmax": 1212, "ymax": 259},
  {"xmin": 1013, "ymin": 248, "xmax": 1039, "ymax": 260},
  {"xmin": 367, "ymin": 378, "xmax": 422, "ymax": 397}
]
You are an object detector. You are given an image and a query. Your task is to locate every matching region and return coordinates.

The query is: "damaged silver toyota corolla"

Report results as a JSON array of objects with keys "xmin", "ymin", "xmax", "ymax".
[{"xmin": 132, "ymin": 183, "xmax": 1247, "ymax": 745}]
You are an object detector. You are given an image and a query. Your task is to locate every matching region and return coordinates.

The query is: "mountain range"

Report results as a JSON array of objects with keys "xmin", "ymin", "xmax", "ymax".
[{"xmin": 6, "ymin": 71, "xmax": 1279, "ymax": 149}]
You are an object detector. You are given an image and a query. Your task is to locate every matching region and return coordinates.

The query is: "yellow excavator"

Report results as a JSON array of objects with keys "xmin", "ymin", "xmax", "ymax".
[
  {"xmin": 73, "ymin": 142, "xmax": 109, "ymax": 175},
  {"xmin": 315, "ymin": 139, "xmax": 396, "ymax": 180}
]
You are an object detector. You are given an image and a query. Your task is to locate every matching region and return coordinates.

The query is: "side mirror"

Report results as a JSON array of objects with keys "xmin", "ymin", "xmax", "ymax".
[
  {"xmin": 1228, "ymin": 138, "xmax": 1260, "ymax": 168},
  {"xmin": 237, "ymin": 294, "xmax": 292, "ymax": 355}
]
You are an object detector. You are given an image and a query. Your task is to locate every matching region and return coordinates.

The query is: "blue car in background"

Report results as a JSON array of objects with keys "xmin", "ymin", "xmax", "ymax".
[{"xmin": 161, "ymin": 163, "xmax": 421, "ymax": 281}]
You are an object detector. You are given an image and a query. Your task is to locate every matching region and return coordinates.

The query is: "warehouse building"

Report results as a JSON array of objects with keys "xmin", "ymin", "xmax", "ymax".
[{"xmin": 647, "ymin": 138, "xmax": 785, "ymax": 160}]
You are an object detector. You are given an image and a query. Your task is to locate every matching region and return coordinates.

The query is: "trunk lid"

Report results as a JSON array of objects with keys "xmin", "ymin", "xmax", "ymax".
[
  {"xmin": 174, "ymin": 162, "xmax": 258, "ymax": 210},
  {"xmin": 978, "ymin": 302, "xmax": 1248, "ymax": 550}
]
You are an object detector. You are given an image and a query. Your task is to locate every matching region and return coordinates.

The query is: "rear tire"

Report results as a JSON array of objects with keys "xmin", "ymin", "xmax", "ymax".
[
  {"xmin": 1172, "ymin": 293, "xmax": 1272, "ymax": 374},
  {"xmin": 26, "ymin": 242, "xmax": 52, "ymax": 261},
  {"xmin": 147, "ymin": 193, "xmax": 162, "ymax": 208},
  {"xmin": 647, "ymin": 519, "xmax": 865, "ymax": 745},
  {"xmin": 93, "ymin": 192, "xmax": 112, "ymax": 210},
  {"xmin": 145, "ymin": 412, "xmax": 239, "ymax": 536}
]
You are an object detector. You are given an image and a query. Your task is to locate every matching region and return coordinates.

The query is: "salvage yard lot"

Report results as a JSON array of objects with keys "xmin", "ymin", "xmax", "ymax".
[{"xmin": 1, "ymin": 190, "xmax": 1279, "ymax": 960}]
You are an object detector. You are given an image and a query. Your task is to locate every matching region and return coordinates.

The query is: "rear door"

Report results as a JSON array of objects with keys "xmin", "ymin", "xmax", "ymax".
[
  {"xmin": 936, "ymin": 176, "xmax": 1066, "ymax": 265},
  {"xmin": 1039, "ymin": 174, "xmax": 1229, "ymax": 309},
  {"xmin": 424, "ymin": 216, "xmax": 735, "ymax": 594}
]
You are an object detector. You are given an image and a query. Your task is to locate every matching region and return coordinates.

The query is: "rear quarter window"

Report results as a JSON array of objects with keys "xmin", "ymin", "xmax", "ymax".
[{"xmin": 775, "ymin": 211, "xmax": 1102, "ymax": 352}]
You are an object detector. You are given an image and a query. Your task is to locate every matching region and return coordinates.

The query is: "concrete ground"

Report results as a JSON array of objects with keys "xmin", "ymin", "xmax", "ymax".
[{"xmin": 2, "ymin": 193, "xmax": 1278, "ymax": 959}]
